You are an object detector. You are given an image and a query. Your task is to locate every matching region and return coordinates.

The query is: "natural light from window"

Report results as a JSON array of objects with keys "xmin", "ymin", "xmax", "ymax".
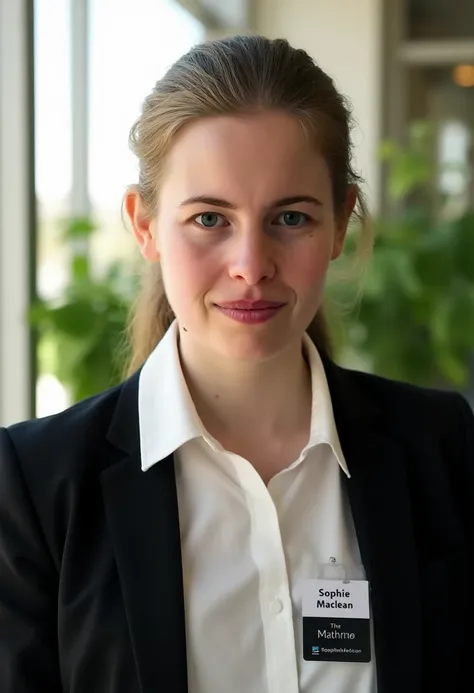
[{"xmin": 35, "ymin": 0, "xmax": 204, "ymax": 418}]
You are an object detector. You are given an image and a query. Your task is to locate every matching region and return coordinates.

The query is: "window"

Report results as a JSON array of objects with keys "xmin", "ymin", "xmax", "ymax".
[
  {"xmin": 89, "ymin": 0, "xmax": 205, "ymax": 262},
  {"xmin": 34, "ymin": 0, "xmax": 204, "ymax": 416},
  {"xmin": 384, "ymin": 0, "xmax": 474, "ymax": 210}
]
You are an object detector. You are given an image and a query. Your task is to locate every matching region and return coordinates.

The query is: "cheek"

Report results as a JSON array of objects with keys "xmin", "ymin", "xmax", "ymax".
[
  {"xmin": 159, "ymin": 231, "xmax": 218, "ymax": 308},
  {"xmin": 283, "ymin": 236, "xmax": 333, "ymax": 293}
]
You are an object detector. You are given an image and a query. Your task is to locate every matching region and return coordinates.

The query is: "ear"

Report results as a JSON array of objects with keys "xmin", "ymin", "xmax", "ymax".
[
  {"xmin": 331, "ymin": 184, "xmax": 358, "ymax": 260},
  {"xmin": 124, "ymin": 187, "xmax": 160, "ymax": 262}
]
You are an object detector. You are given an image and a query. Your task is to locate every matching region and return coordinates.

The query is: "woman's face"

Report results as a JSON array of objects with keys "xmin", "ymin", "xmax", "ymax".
[{"xmin": 131, "ymin": 110, "xmax": 354, "ymax": 362}]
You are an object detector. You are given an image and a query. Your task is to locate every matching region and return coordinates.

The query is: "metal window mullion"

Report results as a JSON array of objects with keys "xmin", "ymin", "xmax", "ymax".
[
  {"xmin": 398, "ymin": 39, "xmax": 474, "ymax": 66},
  {"xmin": 70, "ymin": 0, "xmax": 90, "ymax": 219},
  {"xmin": 0, "ymin": 0, "xmax": 34, "ymax": 425}
]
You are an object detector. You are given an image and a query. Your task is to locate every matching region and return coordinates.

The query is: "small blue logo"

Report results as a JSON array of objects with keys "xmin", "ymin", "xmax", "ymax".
[{"xmin": 312, "ymin": 646, "xmax": 320, "ymax": 656}]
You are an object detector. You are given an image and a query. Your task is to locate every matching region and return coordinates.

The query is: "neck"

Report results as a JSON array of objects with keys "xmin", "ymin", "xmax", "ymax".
[{"xmin": 178, "ymin": 333, "xmax": 312, "ymax": 444}]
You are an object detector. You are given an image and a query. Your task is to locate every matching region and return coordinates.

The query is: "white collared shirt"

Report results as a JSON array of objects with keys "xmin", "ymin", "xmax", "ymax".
[{"xmin": 139, "ymin": 321, "xmax": 377, "ymax": 693}]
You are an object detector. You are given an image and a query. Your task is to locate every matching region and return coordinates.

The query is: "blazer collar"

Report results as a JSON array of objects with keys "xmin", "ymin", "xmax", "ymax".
[
  {"xmin": 104, "ymin": 359, "xmax": 422, "ymax": 693},
  {"xmin": 106, "ymin": 368, "xmax": 141, "ymax": 456}
]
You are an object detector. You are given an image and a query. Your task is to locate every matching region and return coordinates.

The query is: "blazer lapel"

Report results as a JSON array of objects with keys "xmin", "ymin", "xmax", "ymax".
[
  {"xmin": 324, "ymin": 359, "xmax": 422, "ymax": 693},
  {"xmin": 100, "ymin": 372, "xmax": 187, "ymax": 693}
]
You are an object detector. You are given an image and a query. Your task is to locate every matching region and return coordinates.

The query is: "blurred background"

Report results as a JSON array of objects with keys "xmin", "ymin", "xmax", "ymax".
[{"xmin": 1, "ymin": 0, "xmax": 473, "ymax": 426}]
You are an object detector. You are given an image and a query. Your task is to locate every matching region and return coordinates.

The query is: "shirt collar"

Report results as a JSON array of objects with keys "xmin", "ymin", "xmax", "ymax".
[
  {"xmin": 138, "ymin": 321, "xmax": 349, "ymax": 477},
  {"xmin": 302, "ymin": 334, "xmax": 350, "ymax": 477},
  {"xmin": 138, "ymin": 321, "xmax": 204, "ymax": 471}
]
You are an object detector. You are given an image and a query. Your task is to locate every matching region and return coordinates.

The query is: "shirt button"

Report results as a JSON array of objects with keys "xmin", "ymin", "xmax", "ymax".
[{"xmin": 270, "ymin": 599, "xmax": 284, "ymax": 615}]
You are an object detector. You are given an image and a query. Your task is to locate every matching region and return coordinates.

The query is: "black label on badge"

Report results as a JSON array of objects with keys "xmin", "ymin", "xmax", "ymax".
[{"xmin": 303, "ymin": 617, "xmax": 371, "ymax": 662}]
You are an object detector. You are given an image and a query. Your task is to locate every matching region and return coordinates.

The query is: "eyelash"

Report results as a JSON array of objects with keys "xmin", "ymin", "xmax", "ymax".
[{"xmin": 192, "ymin": 211, "xmax": 312, "ymax": 229}]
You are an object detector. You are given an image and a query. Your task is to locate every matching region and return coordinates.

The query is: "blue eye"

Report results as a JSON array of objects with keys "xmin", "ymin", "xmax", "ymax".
[
  {"xmin": 276, "ymin": 211, "xmax": 309, "ymax": 227},
  {"xmin": 195, "ymin": 212, "xmax": 226, "ymax": 228}
]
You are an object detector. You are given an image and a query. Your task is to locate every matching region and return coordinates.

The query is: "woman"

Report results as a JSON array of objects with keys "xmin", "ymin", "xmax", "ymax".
[{"xmin": 0, "ymin": 35, "xmax": 472, "ymax": 693}]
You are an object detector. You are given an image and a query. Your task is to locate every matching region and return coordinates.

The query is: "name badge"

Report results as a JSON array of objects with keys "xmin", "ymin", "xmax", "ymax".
[{"xmin": 302, "ymin": 578, "xmax": 371, "ymax": 662}]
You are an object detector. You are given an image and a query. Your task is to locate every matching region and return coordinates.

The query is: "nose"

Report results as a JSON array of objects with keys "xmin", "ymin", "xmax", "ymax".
[{"xmin": 228, "ymin": 230, "xmax": 276, "ymax": 285}]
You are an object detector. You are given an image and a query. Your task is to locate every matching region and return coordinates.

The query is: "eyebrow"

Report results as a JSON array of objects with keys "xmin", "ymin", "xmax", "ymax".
[{"xmin": 179, "ymin": 194, "xmax": 323, "ymax": 209}]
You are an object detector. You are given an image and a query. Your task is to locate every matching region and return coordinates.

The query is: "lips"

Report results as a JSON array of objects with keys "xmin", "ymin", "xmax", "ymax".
[{"xmin": 214, "ymin": 299, "xmax": 286, "ymax": 325}]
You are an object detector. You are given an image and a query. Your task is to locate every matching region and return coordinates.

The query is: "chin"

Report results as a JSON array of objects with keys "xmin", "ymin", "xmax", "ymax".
[{"xmin": 214, "ymin": 331, "xmax": 291, "ymax": 363}]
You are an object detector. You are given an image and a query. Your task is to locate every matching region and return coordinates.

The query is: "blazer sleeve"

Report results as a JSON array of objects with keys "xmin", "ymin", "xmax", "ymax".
[
  {"xmin": 450, "ymin": 395, "xmax": 474, "ymax": 681},
  {"xmin": 452, "ymin": 394, "xmax": 474, "ymax": 521},
  {"xmin": 0, "ymin": 427, "xmax": 62, "ymax": 692}
]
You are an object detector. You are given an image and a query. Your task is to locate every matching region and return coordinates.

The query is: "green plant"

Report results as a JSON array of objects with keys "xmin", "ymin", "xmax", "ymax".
[
  {"xmin": 337, "ymin": 121, "xmax": 474, "ymax": 388},
  {"xmin": 30, "ymin": 218, "xmax": 139, "ymax": 402}
]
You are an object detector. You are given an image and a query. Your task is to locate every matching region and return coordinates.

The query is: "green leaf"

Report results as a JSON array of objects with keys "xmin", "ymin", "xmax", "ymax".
[
  {"xmin": 378, "ymin": 140, "xmax": 399, "ymax": 161},
  {"xmin": 71, "ymin": 255, "xmax": 90, "ymax": 280},
  {"xmin": 28, "ymin": 300, "xmax": 50, "ymax": 326},
  {"xmin": 389, "ymin": 154, "xmax": 433, "ymax": 200},
  {"xmin": 46, "ymin": 301, "xmax": 99, "ymax": 336},
  {"xmin": 63, "ymin": 216, "xmax": 95, "ymax": 240},
  {"xmin": 453, "ymin": 213, "xmax": 474, "ymax": 281},
  {"xmin": 435, "ymin": 349, "xmax": 468, "ymax": 387}
]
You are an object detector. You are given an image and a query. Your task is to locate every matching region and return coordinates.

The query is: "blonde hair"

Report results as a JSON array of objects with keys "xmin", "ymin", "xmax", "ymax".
[{"xmin": 125, "ymin": 34, "xmax": 372, "ymax": 375}]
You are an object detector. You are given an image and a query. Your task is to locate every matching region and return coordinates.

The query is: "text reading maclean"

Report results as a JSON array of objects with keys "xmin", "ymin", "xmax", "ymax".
[{"xmin": 317, "ymin": 588, "xmax": 353, "ymax": 609}]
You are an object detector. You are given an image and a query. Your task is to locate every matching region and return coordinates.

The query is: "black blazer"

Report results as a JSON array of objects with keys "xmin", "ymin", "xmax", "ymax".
[{"xmin": 0, "ymin": 358, "xmax": 473, "ymax": 693}]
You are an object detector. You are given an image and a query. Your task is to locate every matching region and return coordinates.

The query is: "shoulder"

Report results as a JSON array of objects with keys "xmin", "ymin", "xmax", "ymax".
[
  {"xmin": 0, "ymin": 374, "xmax": 141, "ymax": 566},
  {"xmin": 347, "ymin": 364, "xmax": 469, "ymax": 410},
  {"xmin": 329, "ymin": 359, "xmax": 474, "ymax": 446},
  {"xmin": 329, "ymin": 363, "xmax": 474, "ymax": 520},
  {"xmin": 1, "ymin": 373, "xmax": 139, "ymax": 480}
]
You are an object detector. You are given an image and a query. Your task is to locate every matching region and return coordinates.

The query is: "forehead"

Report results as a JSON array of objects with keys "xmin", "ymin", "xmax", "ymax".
[{"xmin": 159, "ymin": 111, "xmax": 332, "ymax": 205}]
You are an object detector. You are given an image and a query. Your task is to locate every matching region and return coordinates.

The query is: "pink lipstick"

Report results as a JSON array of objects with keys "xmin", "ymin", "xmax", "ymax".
[{"xmin": 215, "ymin": 300, "xmax": 285, "ymax": 324}]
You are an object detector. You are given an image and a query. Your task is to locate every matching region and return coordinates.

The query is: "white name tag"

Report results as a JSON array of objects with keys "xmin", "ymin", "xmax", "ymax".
[
  {"xmin": 302, "ymin": 579, "xmax": 370, "ymax": 619},
  {"xmin": 302, "ymin": 579, "xmax": 371, "ymax": 663}
]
